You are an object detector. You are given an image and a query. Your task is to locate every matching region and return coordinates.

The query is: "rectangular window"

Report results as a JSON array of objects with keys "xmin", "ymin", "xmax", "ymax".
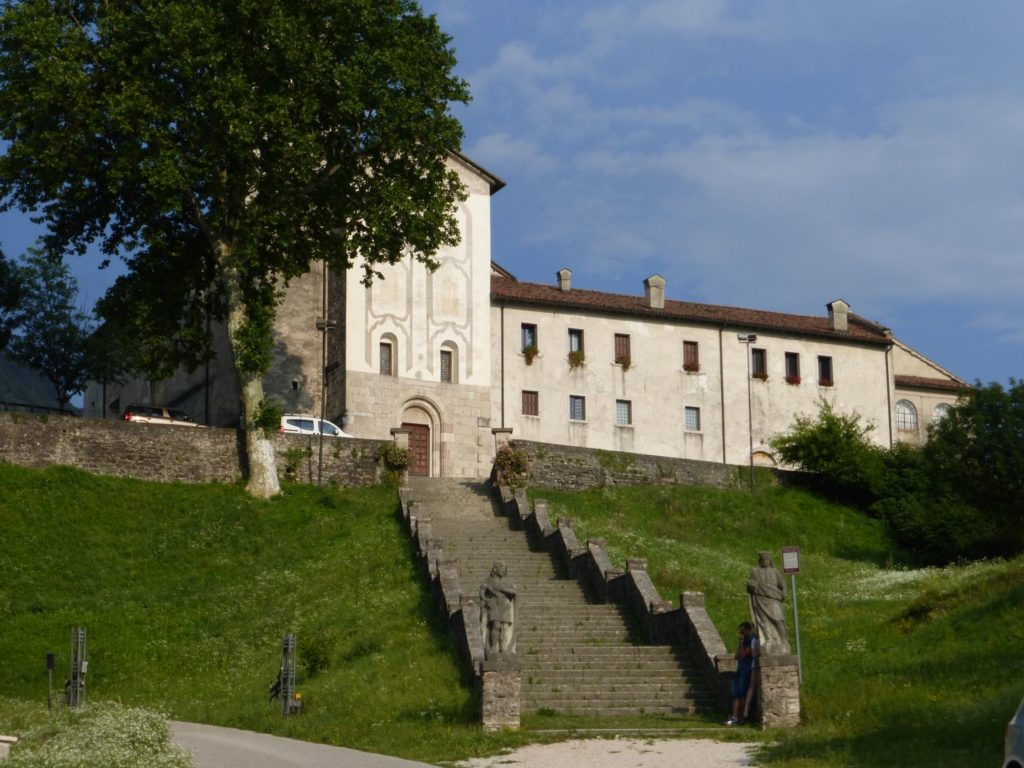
[
  {"xmin": 522, "ymin": 390, "xmax": 539, "ymax": 416},
  {"xmin": 785, "ymin": 352, "xmax": 800, "ymax": 384},
  {"xmin": 685, "ymin": 406, "xmax": 701, "ymax": 432},
  {"xmin": 614, "ymin": 333, "xmax": 631, "ymax": 365},
  {"xmin": 568, "ymin": 328, "xmax": 584, "ymax": 353},
  {"xmin": 615, "ymin": 399, "xmax": 632, "ymax": 426},
  {"xmin": 440, "ymin": 349, "xmax": 453, "ymax": 383},
  {"xmin": 751, "ymin": 348, "xmax": 767, "ymax": 379},
  {"xmin": 683, "ymin": 340, "xmax": 700, "ymax": 372},
  {"xmin": 569, "ymin": 395, "xmax": 586, "ymax": 421},
  {"xmin": 379, "ymin": 342, "xmax": 393, "ymax": 376},
  {"xmin": 521, "ymin": 323, "xmax": 537, "ymax": 351},
  {"xmin": 818, "ymin": 355, "xmax": 834, "ymax": 387}
]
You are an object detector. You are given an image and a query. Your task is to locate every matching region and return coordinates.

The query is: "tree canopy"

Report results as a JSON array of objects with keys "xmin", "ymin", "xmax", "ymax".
[
  {"xmin": 6, "ymin": 248, "xmax": 93, "ymax": 411},
  {"xmin": 0, "ymin": 0, "xmax": 470, "ymax": 496},
  {"xmin": 0, "ymin": 247, "xmax": 22, "ymax": 349}
]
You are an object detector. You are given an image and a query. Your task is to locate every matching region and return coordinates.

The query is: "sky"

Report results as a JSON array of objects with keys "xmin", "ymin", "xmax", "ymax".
[
  {"xmin": 2, "ymin": 1, "xmax": 1022, "ymax": 385},
  {"xmin": 422, "ymin": 0, "xmax": 1024, "ymax": 385}
]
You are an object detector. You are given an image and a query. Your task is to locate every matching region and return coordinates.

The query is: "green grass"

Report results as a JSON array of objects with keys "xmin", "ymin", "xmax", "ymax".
[
  {"xmin": 0, "ymin": 464, "xmax": 534, "ymax": 763},
  {"xmin": 3, "ymin": 464, "xmax": 1021, "ymax": 766},
  {"xmin": 538, "ymin": 483, "xmax": 1024, "ymax": 767}
]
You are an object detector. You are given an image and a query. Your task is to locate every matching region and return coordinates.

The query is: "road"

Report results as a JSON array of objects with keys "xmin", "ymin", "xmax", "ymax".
[{"xmin": 171, "ymin": 722, "xmax": 437, "ymax": 768}]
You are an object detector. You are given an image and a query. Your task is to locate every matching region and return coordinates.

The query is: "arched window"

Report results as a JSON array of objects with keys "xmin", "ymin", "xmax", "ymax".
[
  {"xmin": 439, "ymin": 341, "xmax": 459, "ymax": 384},
  {"xmin": 895, "ymin": 400, "xmax": 918, "ymax": 432},
  {"xmin": 379, "ymin": 332, "xmax": 398, "ymax": 376},
  {"xmin": 932, "ymin": 403, "xmax": 951, "ymax": 422}
]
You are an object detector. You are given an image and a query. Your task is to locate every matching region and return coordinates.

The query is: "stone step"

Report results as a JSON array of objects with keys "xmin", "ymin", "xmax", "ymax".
[
  {"xmin": 406, "ymin": 477, "xmax": 714, "ymax": 719},
  {"xmin": 520, "ymin": 708, "xmax": 704, "ymax": 720}
]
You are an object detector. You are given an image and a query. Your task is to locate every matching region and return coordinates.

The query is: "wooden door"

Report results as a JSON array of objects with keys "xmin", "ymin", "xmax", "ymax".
[{"xmin": 402, "ymin": 422, "xmax": 431, "ymax": 476}]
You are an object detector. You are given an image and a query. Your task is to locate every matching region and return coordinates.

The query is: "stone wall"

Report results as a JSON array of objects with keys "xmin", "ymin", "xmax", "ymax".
[
  {"xmin": 513, "ymin": 439, "xmax": 742, "ymax": 491},
  {"xmin": 0, "ymin": 413, "xmax": 387, "ymax": 487}
]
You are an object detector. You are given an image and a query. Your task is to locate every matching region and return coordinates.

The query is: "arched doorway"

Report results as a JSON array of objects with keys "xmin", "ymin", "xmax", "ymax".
[{"xmin": 400, "ymin": 399, "xmax": 441, "ymax": 477}]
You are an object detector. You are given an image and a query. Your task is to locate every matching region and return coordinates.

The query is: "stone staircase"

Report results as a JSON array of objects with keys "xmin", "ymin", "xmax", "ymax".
[{"xmin": 407, "ymin": 477, "xmax": 714, "ymax": 717}]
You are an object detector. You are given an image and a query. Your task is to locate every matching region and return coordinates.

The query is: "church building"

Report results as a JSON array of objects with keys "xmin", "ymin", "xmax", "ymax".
[{"xmin": 85, "ymin": 152, "xmax": 967, "ymax": 477}]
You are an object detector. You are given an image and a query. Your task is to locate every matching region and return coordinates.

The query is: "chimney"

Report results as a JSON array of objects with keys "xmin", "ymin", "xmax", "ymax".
[
  {"xmin": 557, "ymin": 268, "xmax": 572, "ymax": 292},
  {"xmin": 644, "ymin": 274, "xmax": 666, "ymax": 309},
  {"xmin": 827, "ymin": 299, "xmax": 849, "ymax": 332}
]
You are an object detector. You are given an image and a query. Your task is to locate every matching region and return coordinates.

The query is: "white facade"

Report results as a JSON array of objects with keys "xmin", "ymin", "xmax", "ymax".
[{"xmin": 85, "ymin": 152, "xmax": 968, "ymax": 478}]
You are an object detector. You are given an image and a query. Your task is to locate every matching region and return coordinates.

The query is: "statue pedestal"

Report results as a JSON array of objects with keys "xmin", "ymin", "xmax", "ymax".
[
  {"xmin": 480, "ymin": 656, "xmax": 521, "ymax": 731},
  {"xmin": 758, "ymin": 654, "xmax": 801, "ymax": 727}
]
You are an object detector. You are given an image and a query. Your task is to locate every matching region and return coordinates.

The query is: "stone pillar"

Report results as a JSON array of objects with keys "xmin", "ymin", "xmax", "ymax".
[
  {"xmin": 491, "ymin": 427, "xmax": 513, "ymax": 453},
  {"xmin": 758, "ymin": 655, "xmax": 801, "ymax": 727},
  {"xmin": 480, "ymin": 656, "xmax": 521, "ymax": 731},
  {"xmin": 390, "ymin": 427, "xmax": 411, "ymax": 450}
]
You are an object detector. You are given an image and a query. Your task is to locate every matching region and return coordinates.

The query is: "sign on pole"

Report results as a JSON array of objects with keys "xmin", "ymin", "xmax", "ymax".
[{"xmin": 781, "ymin": 547, "xmax": 803, "ymax": 683}]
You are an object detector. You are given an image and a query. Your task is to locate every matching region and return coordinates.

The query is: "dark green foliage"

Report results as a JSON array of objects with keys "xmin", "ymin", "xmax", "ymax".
[
  {"xmin": 923, "ymin": 380, "xmax": 1024, "ymax": 555},
  {"xmin": 0, "ymin": 0, "xmax": 471, "ymax": 489},
  {"xmin": 773, "ymin": 389, "xmax": 1024, "ymax": 563},
  {"xmin": 6, "ymin": 249, "xmax": 93, "ymax": 410},
  {"xmin": 0, "ymin": 248, "xmax": 22, "ymax": 350},
  {"xmin": 251, "ymin": 397, "xmax": 282, "ymax": 438},
  {"xmin": 769, "ymin": 399, "xmax": 884, "ymax": 507}
]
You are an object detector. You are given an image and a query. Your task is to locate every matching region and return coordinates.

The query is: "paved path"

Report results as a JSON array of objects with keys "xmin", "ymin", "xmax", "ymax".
[{"xmin": 171, "ymin": 722, "xmax": 436, "ymax": 768}]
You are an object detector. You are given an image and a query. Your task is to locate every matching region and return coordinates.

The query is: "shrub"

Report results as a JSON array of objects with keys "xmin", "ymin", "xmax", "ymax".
[
  {"xmin": 567, "ymin": 350, "xmax": 585, "ymax": 369},
  {"xmin": 493, "ymin": 445, "xmax": 529, "ymax": 488},
  {"xmin": 251, "ymin": 398, "xmax": 282, "ymax": 438},
  {"xmin": 769, "ymin": 400, "xmax": 883, "ymax": 507},
  {"xmin": 521, "ymin": 343, "xmax": 538, "ymax": 365},
  {"xmin": 377, "ymin": 443, "xmax": 412, "ymax": 487}
]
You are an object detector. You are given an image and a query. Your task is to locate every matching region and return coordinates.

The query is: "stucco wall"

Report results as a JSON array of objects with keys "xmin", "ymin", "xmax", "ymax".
[{"xmin": 493, "ymin": 300, "xmax": 893, "ymax": 467}]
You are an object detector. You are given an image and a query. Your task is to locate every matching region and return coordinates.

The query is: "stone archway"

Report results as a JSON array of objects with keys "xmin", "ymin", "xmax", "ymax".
[{"xmin": 399, "ymin": 398, "xmax": 444, "ymax": 477}]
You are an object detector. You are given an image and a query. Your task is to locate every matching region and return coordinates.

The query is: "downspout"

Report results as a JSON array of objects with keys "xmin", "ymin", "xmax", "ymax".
[
  {"xmin": 884, "ymin": 340, "xmax": 894, "ymax": 448},
  {"xmin": 500, "ymin": 304, "xmax": 506, "ymax": 428},
  {"xmin": 718, "ymin": 326, "xmax": 727, "ymax": 465}
]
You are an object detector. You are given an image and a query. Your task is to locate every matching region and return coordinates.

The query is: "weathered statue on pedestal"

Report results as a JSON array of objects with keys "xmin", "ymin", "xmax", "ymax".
[
  {"xmin": 480, "ymin": 561, "xmax": 517, "ymax": 658},
  {"xmin": 747, "ymin": 550, "xmax": 791, "ymax": 656}
]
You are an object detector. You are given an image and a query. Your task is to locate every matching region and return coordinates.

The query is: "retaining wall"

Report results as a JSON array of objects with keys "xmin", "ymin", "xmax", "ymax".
[
  {"xmin": 513, "ymin": 439, "xmax": 743, "ymax": 491},
  {"xmin": 0, "ymin": 413, "xmax": 386, "ymax": 487}
]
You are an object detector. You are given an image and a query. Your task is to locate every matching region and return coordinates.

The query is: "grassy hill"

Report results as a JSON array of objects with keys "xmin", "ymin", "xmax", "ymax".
[
  {"xmin": 0, "ymin": 464, "xmax": 1021, "ymax": 767},
  {"xmin": 541, "ymin": 484, "xmax": 1024, "ymax": 767}
]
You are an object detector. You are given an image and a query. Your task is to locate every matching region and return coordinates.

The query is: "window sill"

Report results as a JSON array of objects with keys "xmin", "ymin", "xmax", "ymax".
[
  {"xmin": 682, "ymin": 367, "xmax": 701, "ymax": 374},
  {"xmin": 818, "ymin": 381, "xmax": 834, "ymax": 388},
  {"xmin": 684, "ymin": 429, "xmax": 702, "ymax": 434},
  {"xmin": 615, "ymin": 423, "xmax": 634, "ymax": 429},
  {"xmin": 522, "ymin": 414, "xmax": 541, "ymax": 419},
  {"xmin": 569, "ymin": 419, "xmax": 588, "ymax": 424}
]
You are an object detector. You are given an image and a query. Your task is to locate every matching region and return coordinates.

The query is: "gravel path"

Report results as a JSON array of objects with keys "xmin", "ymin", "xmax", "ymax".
[{"xmin": 457, "ymin": 737, "xmax": 759, "ymax": 768}]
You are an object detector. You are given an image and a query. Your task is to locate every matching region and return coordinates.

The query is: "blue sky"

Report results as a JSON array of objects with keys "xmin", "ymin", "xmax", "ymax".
[
  {"xmin": 2, "ymin": 1, "xmax": 1022, "ymax": 385},
  {"xmin": 426, "ymin": 0, "xmax": 1024, "ymax": 385}
]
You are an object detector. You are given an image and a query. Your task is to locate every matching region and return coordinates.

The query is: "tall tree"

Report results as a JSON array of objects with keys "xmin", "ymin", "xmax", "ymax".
[
  {"xmin": 0, "ymin": 247, "xmax": 22, "ymax": 349},
  {"xmin": 0, "ymin": 0, "xmax": 469, "ymax": 497},
  {"xmin": 7, "ymin": 249, "xmax": 93, "ymax": 411},
  {"xmin": 924, "ymin": 380, "xmax": 1024, "ymax": 555}
]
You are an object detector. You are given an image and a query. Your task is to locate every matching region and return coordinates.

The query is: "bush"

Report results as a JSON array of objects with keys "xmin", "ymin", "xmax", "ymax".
[
  {"xmin": 769, "ymin": 400, "xmax": 884, "ymax": 507},
  {"xmin": 493, "ymin": 445, "xmax": 529, "ymax": 489}
]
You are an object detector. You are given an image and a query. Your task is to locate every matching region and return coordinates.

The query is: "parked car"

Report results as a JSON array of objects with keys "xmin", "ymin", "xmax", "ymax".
[
  {"xmin": 1007, "ymin": 696, "xmax": 1024, "ymax": 768},
  {"xmin": 122, "ymin": 404, "xmax": 202, "ymax": 427},
  {"xmin": 279, "ymin": 414, "xmax": 351, "ymax": 437}
]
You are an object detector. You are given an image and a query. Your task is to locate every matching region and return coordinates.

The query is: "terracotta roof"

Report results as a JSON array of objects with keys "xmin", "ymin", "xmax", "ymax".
[
  {"xmin": 895, "ymin": 375, "xmax": 971, "ymax": 393},
  {"xmin": 491, "ymin": 276, "xmax": 891, "ymax": 346}
]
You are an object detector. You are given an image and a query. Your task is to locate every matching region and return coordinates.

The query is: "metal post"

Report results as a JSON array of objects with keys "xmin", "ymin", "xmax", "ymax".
[
  {"xmin": 791, "ymin": 573, "xmax": 803, "ymax": 683},
  {"xmin": 46, "ymin": 652, "xmax": 54, "ymax": 712},
  {"xmin": 315, "ymin": 317, "xmax": 337, "ymax": 487},
  {"xmin": 279, "ymin": 633, "xmax": 302, "ymax": 717},
  {"xmin": 738, "ymin": 334, "xmax": 758, "ymax": 492},
  {"xmin": 67, "ymin": 627, "xmax": 86, "ymax": 707}
]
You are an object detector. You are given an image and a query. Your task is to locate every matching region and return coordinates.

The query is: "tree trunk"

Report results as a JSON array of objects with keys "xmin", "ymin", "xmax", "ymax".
[{"xmin": 221, "ymin": 247, "xmax": 281, "ymax": 499}]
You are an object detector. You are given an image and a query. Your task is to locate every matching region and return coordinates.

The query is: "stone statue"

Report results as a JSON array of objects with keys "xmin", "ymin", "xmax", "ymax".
[
  {"xmin": 480, "ymin": 561, "xmax": 517, "ymax": 658},
  {"xmin": 746, "ymin": 550, "xmax": 791, "ymax": 656}
]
